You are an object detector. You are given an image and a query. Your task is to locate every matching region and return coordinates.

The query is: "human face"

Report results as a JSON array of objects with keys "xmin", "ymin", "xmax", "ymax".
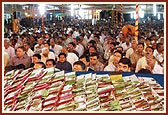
[
  {"xmin": 61, "ymin": 48, "xmax": 68, "ymax": 55},
  {"xmin": 72, "ymin": 38, "xmax": 77, "ymax": 45},
  {"xmin": 109, "ymin": 44, "xmax": 115, "ymax": 51},
  {"xmin": 23, "ymin": 43, "xmax": 30, "ymax": 51},
  {"xmin": 152, "ymin": 43, "xmax": 157, "ymax": 49},
  {"xmin": 4, "ymin": 40, "xmax": 9, "ymax": 48},
  {"xmin": 79, "ymin": 35, "xmax": 84, "ymax": 40},
  {"xmin": 87, "ymin": 43, "xmax": 93, "ymax": 49},
  {"xmin": 22, "ymin": 38, "xmax": 28, "ymax": 44},
  {"xmin": 80, "ymin": 58, "xmax": 88, "ymax": 66},
  {"xmin": 117, "ymin": 47, "xmax": 123, "ymax": 52},
  {"xmin": 158, "ymin": 44, "xmax": 164, "ymax": 52},
  {"xmin": 46, "ymin": 61, "xmax": 54, "ymax": 68},
  {"xmin": 146, "ymin": 40, "xmax": 151, "ymax": 46},
  {"xmin": 137, "ymin": 44, "xmax": 144, "ymax": 53},
  {"xmin": 50, "ymin": 39, "xmax": 55, "ymax": 46},
  {"xmin": 33, "ymin": 63, "xmax": 43, "ymax": 69},
  {"xmin": 44, "ymin": 43, "xmax": 50, "ymax": 49},
  {"xmin": 146, "ymin": 47, "xmax": 153, "ymax": 58},
  {"xmin": 57, "ymin": 38, "xmax": 63, "ymax": 44},
  {"xmin": 16, "ymin": 48, "xmax": 25, "ymax": 58},
  {"xmin": 146, "ymin": 57, "xmax": 155, "ymax": 66},
  {"xmin": 160, "ymin": 38, "xmax": 164, "ymax": 43},
  {"xmin": 90, "ymin": 56, "xmax": 98, "ymax": 66},
  {"xmin": 89, "ymin": 47, "xmax": 96, "ymax": 54},
  {"xmin": 42, "ymin": 48, "xmax": 49, "ymax": 57},
  {"xmin": 68, "ymin": 44, "xmax": 74, "ymax": 51},
  {"xmin": 45, "ymin": 34, "xmax": 50, "ymax": 39},
  {"xmin": 131, "ymin": 40, "xmax": 137, "ymax": 49},
  {"xmin": 118, "ymin": 33, "xmax": 123, "ymax": 38},
  {"xmin": 86, "ymin": 34, "xmax": 90, "ymax": 38},
  {"xmin": 113, "ymin": 52, "xmax": 122, "ymax": 63},
  {"xmin": 38, "ymin": 38, "xmax": 43, "ymax": 45},
  {"xmin": 59, "ymin": 55, "xmax": 66, "ymax": 63},
  {"xmin": 125, "ymin": 37, "xmax": 130, "ymax": 43},
  {"xmin": 140, "ymin": 38, "xmax": 145, "ymax": 43},
  {"xmin": 32, "ymin": 56, "xmax": 40, "ymax": 63},
  {"xmin": 73, "ymin": 64, "xmax": 84, "ymax": 71},
  {"xmin": 30, "ymin": 36, "xmax": 35, "ymax": 42},
  {"xmin": 118, "ymin": 63, "xmax": 130, "ymax": 72},
  {"xmin": 93, "ymin": 36, "xmax": 99, "ymax": 43}
]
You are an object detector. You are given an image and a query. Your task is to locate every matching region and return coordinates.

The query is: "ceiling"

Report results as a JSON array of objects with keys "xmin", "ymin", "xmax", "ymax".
[{"xmin": 4, "ymin": 3, "xmax": 165, "ymax": 14}]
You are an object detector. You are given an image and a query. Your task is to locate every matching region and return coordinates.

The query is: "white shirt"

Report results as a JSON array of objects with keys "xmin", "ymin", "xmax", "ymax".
[
  {"xmin": 75, "ymin": 44, "xmax": 84, "ymax": 57},
  {"xmin": 66, "ymin": 52, "xmax": 79, "ymax": 66},
  {"xmin": 64, "ymin": 38, "xmax": 72, "ymax": 47},
  {"xmin": 104, "ymin": 64, "xmax": 116, "ymax": 71},
  {"xmin": 34, "ymin": 44, "xmax": 44, "ymax": 54},
  {"xmin": 26, "ymin": 48, "xmax": 34, "ymax": 57},
  {"xmin": 152, "ymin": 61, "xmax": 163, "ymax": 74},
  {"xmin": 40, "ymin": 52, "xmax": 55, "ymax": 64},
  {"xmin": 50, "ymin": 44, "xmax": 63, "ymax": 57},
  {"xmin": 135, "ymin": 56, "xmax": 148, "ymax": 72},
  {"xmin": 84, "ymin": 35, "xmax": 93, "ymax": 43},
  {"xmin": 153, "ymin": 49, "xmax": 164, "ymax": 63},
  {"xmin": 125, "ymin": 48, "xmax": 134, "ymax": 59},
  {"xmin": 72, "ymin": 31, "xmax": 80, "ymax": 38},
  {"xmin": 121, "ymin": 42, "xmax": 132, "ymax": 51},
  {"xmin": 4, "ymin": 46, "xmax": 15, "ymax": 59},
  {"xmin": 99, "ymin": 35, "xmax": 105, "ymax": 45}
]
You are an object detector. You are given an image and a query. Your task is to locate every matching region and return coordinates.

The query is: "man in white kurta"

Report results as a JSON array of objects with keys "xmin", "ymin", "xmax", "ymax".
[{"xmin": 40, "ymin": 47, "xmax": 55, "ymax": 64}]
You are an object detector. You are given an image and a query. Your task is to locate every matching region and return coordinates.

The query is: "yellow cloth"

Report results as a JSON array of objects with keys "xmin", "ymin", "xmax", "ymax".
[{"xmin": 110, "ymin": 74, "xmax": 122, "ymax": 81}]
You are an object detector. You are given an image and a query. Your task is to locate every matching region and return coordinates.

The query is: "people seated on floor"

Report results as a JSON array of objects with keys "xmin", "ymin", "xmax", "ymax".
[
  {"xmin": 33, "ymin": 62, "xmax": 46, "ymax": 70},
  {"xmin": 104, "ymin": 50, "xmax": 123, "ymax": 71},
  {"xmin": 45, "ymin": 59, "xmax": 60, "ymax": 71},
  {"xmin": 89, "ymin": 52, "xmax": 104, "ymax": 71},
  {"xmin": 118, "ymin": 57, "xmax": 132, "ymax": 72},
  {"xmin": 9, "ymin": 46, "xmax": 32, "ymax": 69},
  {"xmin": 73, "ymin": 61, "xmax": 86, "ymax": 72},
  {"xmin": 56, "ymin": 52, "xmax": 72, "ymax": 71}
]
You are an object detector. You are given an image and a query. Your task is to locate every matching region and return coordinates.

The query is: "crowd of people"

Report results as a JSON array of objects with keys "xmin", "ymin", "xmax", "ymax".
[{"xmin": 4, "ymin": 19, "xmax": 164, "ymax": 74}]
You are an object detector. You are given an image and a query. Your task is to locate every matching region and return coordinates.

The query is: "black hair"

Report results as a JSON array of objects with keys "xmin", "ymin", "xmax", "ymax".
[
  {"xmin": 43, "ymin": 41, "xmax": 50, "ymax": 46},
  {"xmin": 88, "ymin": 40, "xmax": 96, "ymax": 45},
  {"xmin": 35, "ymin": 62, "xmax": 46, "ymax": 69},
  {"xmin": 89, "ymin": 46, "xmax": 97, "ymax": 52},
  {"xmin": 17, "ymin": 46, "xmax": 26, "ymax": 51},
  {"xmin": 89, "ymin": 52, "xmax": 99, "ymax": 59},
  {"xmin": 94, "ymin": 35, "xmax": 100, "ymax": 39},
  {"xmin": 156, "ymin": 43, "xmax": 163, "ymax": 50},
  {"xmin": 73, "ymin": 61, "xmax": 86, "ymax": 70},
  {"xmin": 138, "ymin": 68, "xmax": 152, "ymax": 74},
  {"xmin": 116, "ymin": 46, "xmax": 123, "ymax": 51},
  {"xmin": 5, "ymin": 65, "xmax": 15, "ymax": 72},
  {"xmin": 63, "ymin": 34, "xmax": 68, "ymax": 37},
  {"xmin": 46, "ymin": 59, "xmax": 56, "ymax": 65},
  {"xmin": 58, "ymin": 52, "xmax": 67, "ymax": 58},
  {"xmin": 110, "ymin": 42, "xmax": 116, "ymax": 46},
  {"xmin": 33, "ymin": 54, "xmax": 41, "ymax": 60},
  {"xmin": 69, "ymin": 42, "xmax": 76, "ymax": 47},
  {"xmin": 138, "ymin": 42, "xmax": 144, "ymax": 48},
  {"xmin": 146, "ymin": 46, "xmax": 154, "ymax": 52},
  {"xmin": 118, "ymin": 57, "xmax": 132, "ymax": 67},
  {"xmin": 80, "ymin": 54, "xmax": 90, "ymax": 62},
  {"xmin": 15, "ymin": 64, "xmax": 26, "ymax": 70},
  {"xmin": 58, "ymin": 37, "xmax": 64, "ymax": 41},
  {"xmin": 80, "ymin": 33, "xmax": 85, "ymax": 37},
  {"xmin": 146, "ymin": 37, "xmax": 151, "ymax": 41},
  {"xmin": 24, "ymin": 41, "xmax": 31, "ymax": 46},
  {"xmin": 114, "ymin": 50, "xmax": 123, "ymax": 58}
]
